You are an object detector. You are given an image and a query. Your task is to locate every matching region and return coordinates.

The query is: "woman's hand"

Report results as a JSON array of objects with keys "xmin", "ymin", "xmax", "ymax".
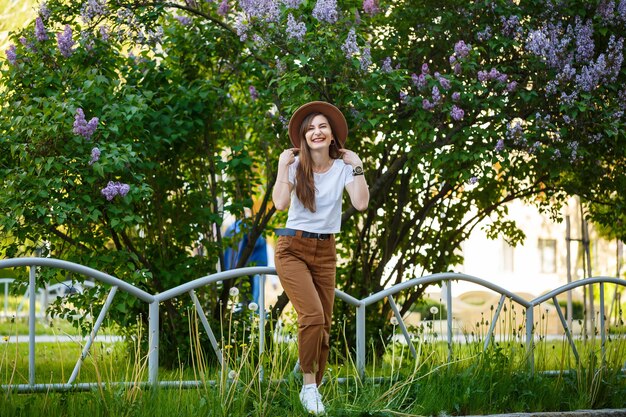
[
  {"xmin": 339, "ymin": 149, "xmax": 363, "ymax": 169},
  {"xmin": 279, "ymin": 148, "xmax": 299, "ymax": 167}
]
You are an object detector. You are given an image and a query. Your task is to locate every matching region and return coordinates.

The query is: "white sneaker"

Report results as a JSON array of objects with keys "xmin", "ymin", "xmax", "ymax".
[{"xmin": 299, "ymin": 384, "xmax": 325, "ymax": 415}]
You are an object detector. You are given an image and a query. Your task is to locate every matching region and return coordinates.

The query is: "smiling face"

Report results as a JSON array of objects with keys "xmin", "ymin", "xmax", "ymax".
[{"xmin": 304, "ymin": 114, "xmax": 334, "ymax": 151}]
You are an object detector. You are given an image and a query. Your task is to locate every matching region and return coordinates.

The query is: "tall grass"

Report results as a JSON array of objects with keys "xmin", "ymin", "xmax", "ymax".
[{"xmin": 0, "ymin": 296, "xmax": 625, "ymax": 416}]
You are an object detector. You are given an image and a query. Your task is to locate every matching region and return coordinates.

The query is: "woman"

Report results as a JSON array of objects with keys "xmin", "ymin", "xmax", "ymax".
[{"xmin": 272, "ymin": 101, "xmax": 369, "ymax": 414}]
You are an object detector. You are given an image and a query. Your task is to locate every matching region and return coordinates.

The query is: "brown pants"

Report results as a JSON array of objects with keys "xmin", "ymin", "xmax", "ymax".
[{"xmin": 274, "ymin": 233, "xmax": 336, "ymax": 385}]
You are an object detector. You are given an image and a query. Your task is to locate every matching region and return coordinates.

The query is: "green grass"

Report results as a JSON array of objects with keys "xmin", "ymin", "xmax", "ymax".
[
  {"xmin": 0, "ymin": 325, "xmax": 625, "ymax": 417},
  {"xmin": 0, "ymin": 317, "xmax": 83, "ymax": 337},
  {"xmin": 0, "ymin": 296, "xmax": 625, "ymax": 416}
]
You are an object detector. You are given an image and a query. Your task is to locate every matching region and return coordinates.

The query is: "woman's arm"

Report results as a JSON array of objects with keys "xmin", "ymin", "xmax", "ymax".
[
  {"xmin": 272, "ymin": 149, "xmax": 298, "ymax": 211},
  {"xmin": 340, "ymin": 149, "xmax": 370, "ymax": 212}
]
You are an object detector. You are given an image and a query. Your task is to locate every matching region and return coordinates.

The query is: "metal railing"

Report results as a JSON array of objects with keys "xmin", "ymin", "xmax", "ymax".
[{"xmin": 0, "ymin": 257, "xmax": 624, "ymax": 392}]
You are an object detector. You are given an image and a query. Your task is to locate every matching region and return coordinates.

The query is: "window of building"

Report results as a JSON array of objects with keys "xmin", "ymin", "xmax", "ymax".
[
  {"xmin": 501, "ymin": 240, "xmax": 515, "ymax": 273},
  {"xmin": 538, "ymin": 238, "xmax": 557, "ymax": 273}
]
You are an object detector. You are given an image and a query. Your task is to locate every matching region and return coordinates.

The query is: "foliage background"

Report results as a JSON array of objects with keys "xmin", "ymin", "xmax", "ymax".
[{"xmin": 1, "ymin": 0, "xmax": 625, "ymax": 366}]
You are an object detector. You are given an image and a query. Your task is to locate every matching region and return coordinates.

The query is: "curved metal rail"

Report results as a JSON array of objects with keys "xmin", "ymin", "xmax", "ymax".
[{"xmin": 0, "ymin": 257, "xmax": 624, "ymax": 392}]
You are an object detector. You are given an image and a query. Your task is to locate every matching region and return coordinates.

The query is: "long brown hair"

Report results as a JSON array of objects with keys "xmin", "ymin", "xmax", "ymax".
[{"xmin": 294, "ymin": 112, "xmax": 343, "ymax": 212}]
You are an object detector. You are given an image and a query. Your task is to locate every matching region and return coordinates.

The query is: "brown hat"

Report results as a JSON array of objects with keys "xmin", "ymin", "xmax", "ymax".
[{"xmin": 288, "ymin": 101, "xmax": 348, "ymax": 148}]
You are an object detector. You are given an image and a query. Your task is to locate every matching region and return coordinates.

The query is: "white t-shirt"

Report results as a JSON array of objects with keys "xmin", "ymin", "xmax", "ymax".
[{"xmin": 286, "ymin": 158, "xmax": 354, "ymax": 234}]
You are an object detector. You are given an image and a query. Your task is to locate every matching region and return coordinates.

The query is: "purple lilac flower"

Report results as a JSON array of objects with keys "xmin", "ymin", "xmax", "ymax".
[
  {"xmin": 436, "ymin": 73, "xmax": 451, "ymax": 90},
  {"xmin": 312, "ymin": 0, "xmax": 338, "ymax": 24},
  {"xmin": 279, "ymin": 115, "xmax": 288, "ymax": 129},
  {"xmin": 560, "ymin": 90, "xmax": 578, "ymax": 105},
  {"xmin": 354, "ymin": 9, "xmax": 361, "ymax": 24},
  {"xmin": 469, "ymin": 176, "xmax": 478, "ymax": 184},
  {"xmin": 399, "ymin": 91, "xmax": 408, "ymax": 102},
  {"xmin": 217, "ymin": 0, "xmax": 230, "ymax": 16},
  {"xmin": 363, "ymin": 0, "xmax": 380, "ymax": 16},
  {"xmin": 453, "ymin": 63, "xmax": 461, "ymax": 75},
  {"xmin": 501, "ymin": 15, "xmax": 521, "ymax": 38},
  {"xmin": 452, "ymin": 92, "xmax": 460, "ymax": 101},
  {"xmin": 89, "ymin": 147, "xmax": 101, "ymax": 165},
  {"xmin": 57, "ymin": 25, "xmax": 75, "ymax": 58},
  {"xmin": 5, "ymin": 45, "xmax": 17, "ymax": 65},
  {"xmin": 477, "ymin": 26, "xmax": 492, "ymax": 41},
  {"xmin": 421, "ymin": 63, "xmax": 429, "ymax": 74},
  {"xmin": 575, "ymin": 18, "xmax": 594, "ymax": 63},
  {"xmin": 422, "ymin": 99, "xmax": 435, "ymax": 110},
  {"xmin": 83, "ymin": 32, "xmax": 96, "ymax": 51},
  {"xmin": 252, "ymin": 34, "xmax": 267, "ymax": 47},
  {"xmin": 118, "ymin": 183, "xmax": 130, "ymax": 196},
  {"xmin": 418, "ymin": 73, "xmax": 427, "ymax": 87},
  {"xmin": 411, "ymin": 73, "xmax": 423, "ymax": 88},
  {"xmin": 525, "ymin": 28, "xmax": 551, "ymax": 62},
  {"xmin": 381, "ymin": 57, "xmax": 392, "ymax": 73},
  {"xmin": 283, "ymin": 0, "xmax": 304, "ymax": 8},
  {"xmin": 495, "ymin": 139, "xmax": 505, "ymax": 152},
  {"xmin": 101, "ymin": 181, "xmax": 130, "ymax": 201},
  {"xmin": 35, "ymin": 17, "xmax": 48, "ymax": 42},
  {"xmin": 81, "ymin": 0, "xmax": 108, "ymax": 24},
  {"xmin": 39, "ymin": 2, "xmax": 51, "ymax": 20},
  {"xmin": 606, "ymin": 35, "xmax": 624, "ymax": 82},
  {"xmin": 490, "ymin": 68, "xmax": 505, "ymax": 81},
  {"xmin": 454, "ymin": 40, "xmax": 470, "ymax": 59},
  {"xmin": 558, "ymin": 63, "xmax": 576, "ymax": 82},
  {"xmin": 450, "ymin": 105, "xmax": 464, "ymax": 121},
  {"xmin": 233, "ymin": 16, "xmax": 248, "ymax": 41},
  {"xmin": 545, "ymin": 80, "xmax": 558, "ymax": 95},
  {"xmin": 431, "ymin": 86, "xmax": 441, "ymax": 103},
  {"xmin": 175, "ymin": 15, "xmax": 193, "ymax": 25},
  {"xmin": 597, "ymin": 0, "xmax": 616, "ymax": 23},
  {"xmin": 286, "ymin": 13, "xmax": 306, "ymax": 42},
  {"xmin": 506, "ymin": 121, "xmax": 525, "ymax": 145},
  {"xmin": 551, "ymin": 149, "xmax": 561, "ymax": 160},
  {"xmin": 568, "ymin": 141, "xmax": 578, "ymax": 162},
  {"xmin": 249, "ymin": 85, "xmax": 258, "ymax": 100},
  {"xmin": 619, "ymin": 0, "xmax": 626, "ymax": 21},
  {"xmin": 525, "ymin": 23, "xmax": 573, "ymax": 71},
  {"xmin": 576, "ymin": 55, "xmax": 605, "ymax": 92},
  {"xmin": 239, "ymin": 0, "xmax": 280, "ymax": 21},
  {"xmin": 341, "ymin": 28, "xmax": 359, "ymax": 58},
  {"xmin": 478, "ymin": 68, "xmax": 508, "ymax": 84},
  {"xmin": 359, "ymin": 45, "xmax": 371, "ymax": 71},
  {"xmin": 619, "ymin": 89, "xmax": 626, "ymax": 110},
  {"xmin": 99, "ymin": 25, "xmax": 110, "ymax": 41},
  {"xmin": 506, "ymin": 81, "xmax": 518, "ymax": 92},
  {"xmin": 73, "ymin": 108, "xmax": 99, "ymax": 140},
  {"xmin": 530, "ymin": 141, "xmax": 541, "ymax": 154}
]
